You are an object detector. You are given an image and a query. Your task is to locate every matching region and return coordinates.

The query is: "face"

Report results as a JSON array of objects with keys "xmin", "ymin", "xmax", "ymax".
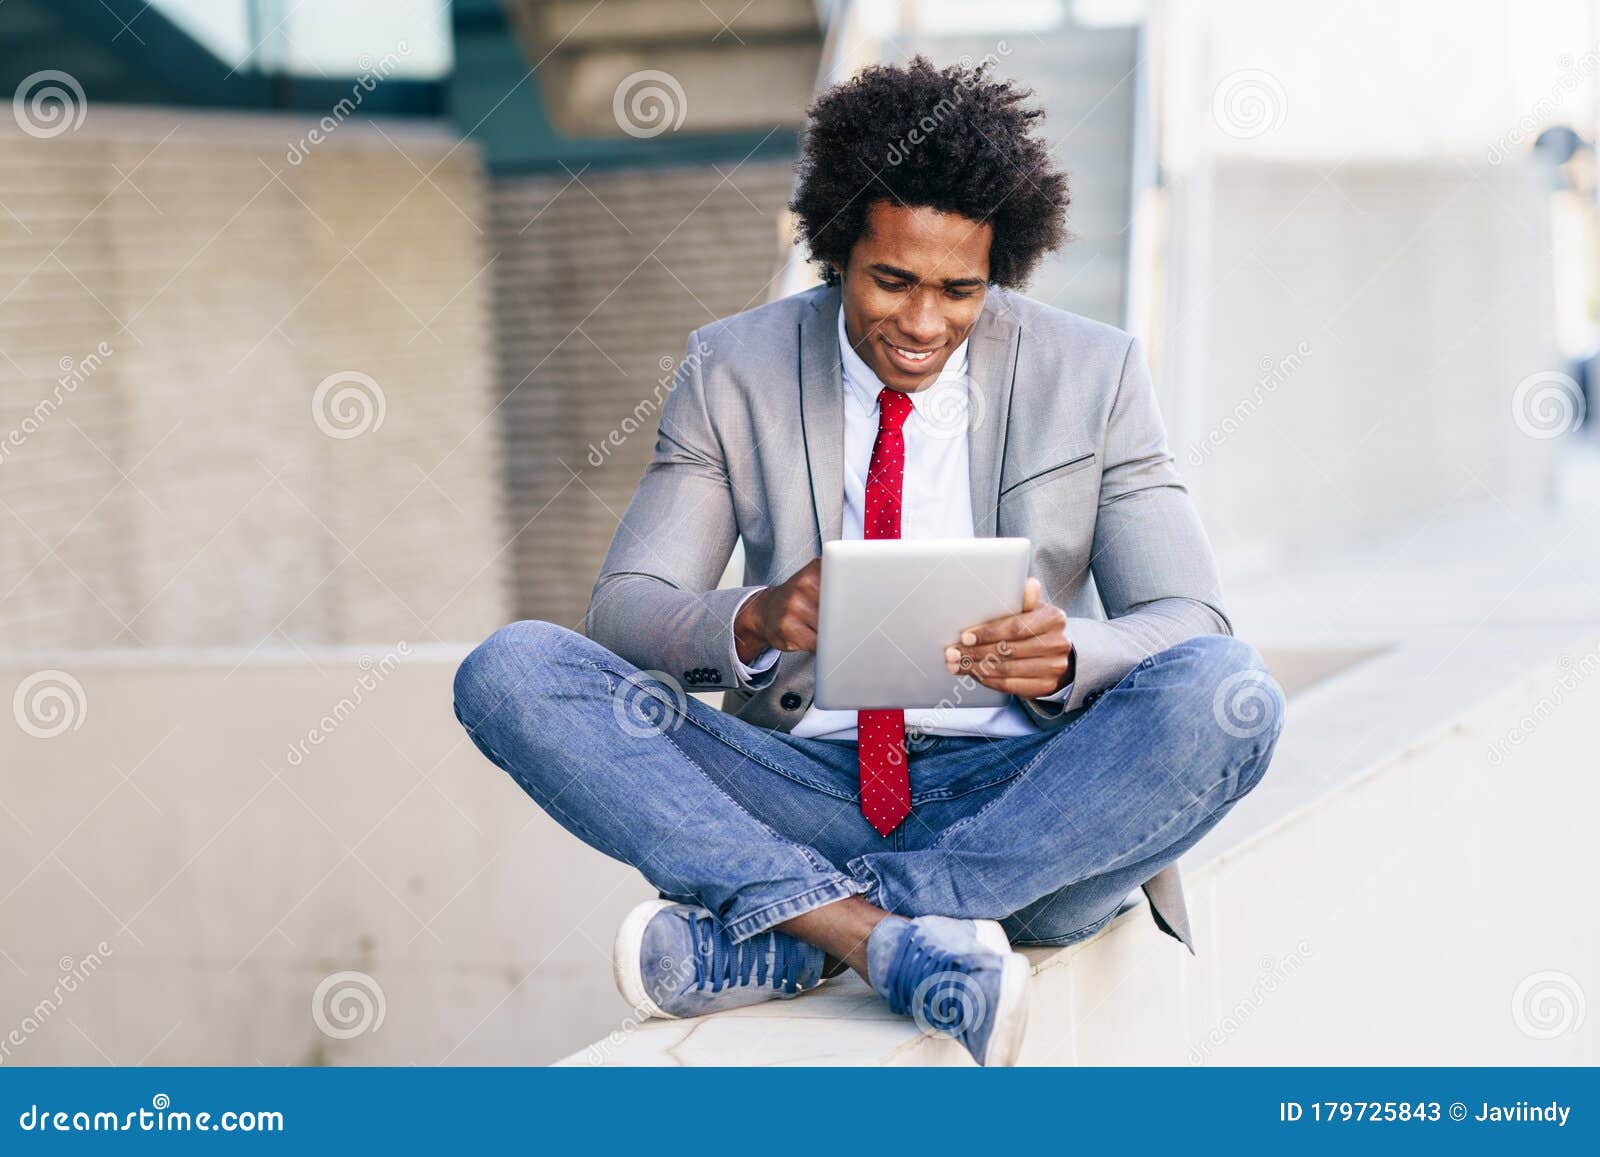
[{"xmin": 836, "ymin": 201, "xmax": 992, "ymax": 392}]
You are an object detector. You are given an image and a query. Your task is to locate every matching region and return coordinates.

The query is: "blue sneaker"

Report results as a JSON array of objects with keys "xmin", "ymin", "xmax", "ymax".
[
  {"xmin": 613, "ymin": 899, "xmax": 828, "ymax": 1019},
  {"xmin": 867, "ymin": 915, "xmax": 1030, "ymax": 1066}
]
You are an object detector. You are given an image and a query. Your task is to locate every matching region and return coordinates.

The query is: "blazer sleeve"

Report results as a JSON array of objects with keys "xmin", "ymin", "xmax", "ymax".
[
  {"xmin": 1021, "ymin": 336, "xmax": 1232, "ymax": 729},
  {"xmin": 583, "ymin": 331, "xmax": 768, "ymax": 692}
]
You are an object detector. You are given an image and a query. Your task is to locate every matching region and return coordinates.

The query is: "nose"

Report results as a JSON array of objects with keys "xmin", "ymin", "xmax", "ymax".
[{"xmin": 895, "ymin": 293, "xmax": 942, "ymax": 346}]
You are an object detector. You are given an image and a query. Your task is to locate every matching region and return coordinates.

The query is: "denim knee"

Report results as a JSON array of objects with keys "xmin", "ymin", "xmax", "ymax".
[
  {"xmin": 1196, "ymin": 636, "xmax": 1280, "ymax": 790},
  {"xmin": 453, "ymin": 619, "xmax": 580, "ymax": 729},
  {"xmin": 1167, "ymin": 634, "xmax": 1285, "ymax": 801}
]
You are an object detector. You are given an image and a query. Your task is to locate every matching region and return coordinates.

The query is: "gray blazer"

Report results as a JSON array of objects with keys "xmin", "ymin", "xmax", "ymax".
[{"xmin": 586, "ymin": 281, "xmax": 1231, "ymax": 951}]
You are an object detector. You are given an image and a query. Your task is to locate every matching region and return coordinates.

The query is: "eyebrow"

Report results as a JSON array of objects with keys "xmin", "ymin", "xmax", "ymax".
[{"xmin": 868, "ymin": 262, "xmax": 987, "ymax": 290}]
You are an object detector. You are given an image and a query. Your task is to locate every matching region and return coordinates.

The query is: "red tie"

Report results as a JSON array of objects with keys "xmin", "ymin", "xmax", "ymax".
[{"xmin": 858, "ymin": 386, "xmax": 915, "ymax": 836}]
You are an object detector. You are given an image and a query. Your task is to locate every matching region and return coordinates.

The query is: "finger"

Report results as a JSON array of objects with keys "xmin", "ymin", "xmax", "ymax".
[
  {"xmin": 948, "ymin": 634, "xmax": 1065, "ymax": 665},
  {"xmin": 1021, "ymin": 576, "xmax": 1040, "ymax": 612},
  {"xmin": 960, "ymin": 604, "xmax": 1064, "ymax": 646},
  {"xmin": 957, "ymin": 658, "xmax": 1062, "ymax": 698},
  {"xmin": 949, "ymin": 654, "xmax": 1069, "ymax": 682}
]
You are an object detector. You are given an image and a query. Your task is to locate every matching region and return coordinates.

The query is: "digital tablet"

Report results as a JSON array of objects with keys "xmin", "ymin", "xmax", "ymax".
[{"xmin": 813, "ymin": 537, "xmax": 1033, "ymax": 710}]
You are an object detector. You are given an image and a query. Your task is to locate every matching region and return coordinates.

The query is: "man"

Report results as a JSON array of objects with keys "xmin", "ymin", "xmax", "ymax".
[{"xmin": 453, "ymin": 57, "xmax": 1284, "ymax": 1066}]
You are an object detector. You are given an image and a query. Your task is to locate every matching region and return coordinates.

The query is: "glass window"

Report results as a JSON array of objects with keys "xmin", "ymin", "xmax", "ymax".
[{"xmin": 147, "ymin": 0, "xmax": 452, "ymax": 78}]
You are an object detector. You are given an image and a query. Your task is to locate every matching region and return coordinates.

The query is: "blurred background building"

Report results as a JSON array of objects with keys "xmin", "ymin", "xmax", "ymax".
[{"xmin": 2, "ymin": 0, "xmax": 1597, "ymax": 1066}]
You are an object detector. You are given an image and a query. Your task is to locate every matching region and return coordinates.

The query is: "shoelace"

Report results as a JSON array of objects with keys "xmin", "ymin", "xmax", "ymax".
[
  {"xmin": 884, "ymin": 925, "xmax": 977, "ymax": 1039},
  {"xmin": 689, "ymin": 912, "xmax": 810, "ymax": 994}
]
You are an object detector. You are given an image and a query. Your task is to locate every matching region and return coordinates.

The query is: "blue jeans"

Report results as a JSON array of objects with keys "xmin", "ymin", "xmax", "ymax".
[{"xmin": 452, "ymin": 622, "xmax": 1281, "ymax": 947}]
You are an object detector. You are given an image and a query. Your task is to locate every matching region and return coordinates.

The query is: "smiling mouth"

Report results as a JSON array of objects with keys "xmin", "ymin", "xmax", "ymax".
[{"xmin": 882, "ymin": 337, "xmax": 939, "ymax": 364}]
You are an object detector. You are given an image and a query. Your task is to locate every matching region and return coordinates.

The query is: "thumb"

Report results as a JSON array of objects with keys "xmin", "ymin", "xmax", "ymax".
[{"xmin": 1022, "ymin": 576, "xmax": 1041, "ymax": 611}]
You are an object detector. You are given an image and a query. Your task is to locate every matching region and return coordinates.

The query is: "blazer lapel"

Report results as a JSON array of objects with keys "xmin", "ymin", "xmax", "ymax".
[
  {"xmin": 797, "ymin": 283, "xmax": 1020, "ymax": 545},
  {"xmin": 799, "ymin": 284, "xmax": 844, "ymax": 547},
  {"xmin": 965, "ymin": 291, "xmax": 1020, "ymax": 537}
]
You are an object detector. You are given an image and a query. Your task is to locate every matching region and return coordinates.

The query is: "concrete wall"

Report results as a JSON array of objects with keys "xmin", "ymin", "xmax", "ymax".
[
  {"xmin": 1149, "ymin": 0, "xmax": 1581, "ymax": 573},
  {"xmin": 1162, "ymin": 158, "xmax": 1563, "ymax": 571},
  {"xmin": 486, "ymin": 160, "xmax": 796, "ymax": 628},
  {"xmin": 0, "ymin": 650, "xmax": 651, "ymax": 1067},
  {"xmin": 0, "ymin": 107, "xmax": 509, "ymax": 651}
]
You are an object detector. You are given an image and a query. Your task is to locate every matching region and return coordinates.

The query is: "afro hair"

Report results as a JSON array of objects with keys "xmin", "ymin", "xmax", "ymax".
[{"xmin": 789, "ymin": 55, "xmax": 1071, "ymax": 289}]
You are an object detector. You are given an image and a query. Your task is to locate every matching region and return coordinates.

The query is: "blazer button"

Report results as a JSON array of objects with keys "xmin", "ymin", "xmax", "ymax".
[{"xmin": 780, "ymin": 692, "xmax": 803, "ymax": 710}]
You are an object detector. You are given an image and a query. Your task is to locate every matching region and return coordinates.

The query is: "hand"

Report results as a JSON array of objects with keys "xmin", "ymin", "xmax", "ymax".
[
  {"xmin": 734, "ymin": 557, "xmax": 821, "ymax": 663},
  {"xmin": 944, "ymin": 577, "xmax": 1074, "ymax": 699}
]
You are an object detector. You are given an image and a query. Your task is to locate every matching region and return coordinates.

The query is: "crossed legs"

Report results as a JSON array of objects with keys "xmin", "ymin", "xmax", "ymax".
[{"xmin": 453, "ymin": 619, "xmax": 1283, "ymax": 976}]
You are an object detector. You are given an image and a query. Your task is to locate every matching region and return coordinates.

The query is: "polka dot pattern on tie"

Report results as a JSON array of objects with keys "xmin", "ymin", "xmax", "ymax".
[{"xmin": 858, "ymin": 386, "xmax": 915, "ymax": 837}]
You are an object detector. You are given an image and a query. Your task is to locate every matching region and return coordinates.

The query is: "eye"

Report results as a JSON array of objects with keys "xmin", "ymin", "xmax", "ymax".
[
  {"xmin": 945, "ymin": 288, "xmax": 976, "ymax": 300},
  {"xmin": 873, "ymin": 278, "xmax": 908, "ymax": 292}
]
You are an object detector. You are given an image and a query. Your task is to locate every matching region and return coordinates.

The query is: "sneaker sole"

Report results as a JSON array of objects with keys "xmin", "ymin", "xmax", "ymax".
[
  {"xmin": 979, "ymin": 951, "xmax": 1032, "ymax": 1067},
  {"xmin": 612, "ymin": 898, "xmax": 679, "ymax": 1021}
]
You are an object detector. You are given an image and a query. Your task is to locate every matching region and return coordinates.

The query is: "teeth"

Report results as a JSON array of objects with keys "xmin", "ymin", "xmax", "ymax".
[{"xmin": 890, "ymin": 343, "xmax": 933, "ymax": 361}]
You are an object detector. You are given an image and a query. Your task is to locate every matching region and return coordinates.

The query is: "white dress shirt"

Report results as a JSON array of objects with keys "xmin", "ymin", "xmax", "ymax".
[{"xmin": 731, "ymin": 306, "xmax": 1074, "ymax": 741}]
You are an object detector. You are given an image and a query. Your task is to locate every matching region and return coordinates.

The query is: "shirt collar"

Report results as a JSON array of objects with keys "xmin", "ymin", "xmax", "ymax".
[{"xmin": 837, "ymin": 305, "xmax": 970, "ymax": 416}]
